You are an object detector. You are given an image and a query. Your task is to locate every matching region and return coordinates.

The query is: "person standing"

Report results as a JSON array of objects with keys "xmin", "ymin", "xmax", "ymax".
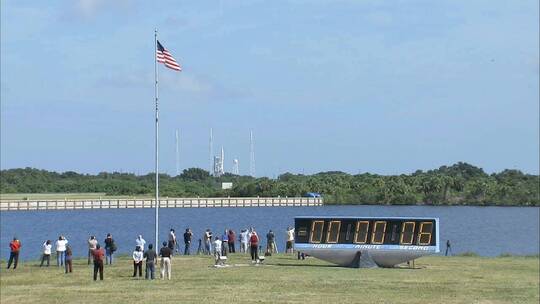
[
  {"xmin": 221, "ymin": 229, "xmax": 229, "ymax": 256},
  {"xmin": 92, "ymin": 244, "xmax": 105, "ymax": 281},
  {"xmin": 55, "ymin": 236, "xmax": 68, "ymax": 267},
  {"xmin": 183, "ymin": 228, "xmax": 193, "ymax": 255},
  {"xmin": 168, "ymin": 229, "xmax": 177, "ymax": 254},
  {"xmin": 159, "ymin": 241, "xmax": 172, "ymax": 280},
  {"xmin": 132, "ymin": 246, "xmax": 143, "ymax": 278},
  {"xmin": 104, "ymin": 233, "xmax": 116, "ymax": 265},
  {"xmin": 7, "ymin": 237, "xmax": 21, "ymax": 269},
  {"xmin": 144, "ymin": 244, "xmax": 157, "ymax": 280},
  {"xmin": 249, "ymin": 230, "xmax": 259, "ymax": 262},
  {"xmin": 266, "ymin": 230, "xmax": 277, "ymax": 254},
  {"xmin": 240, "ymin": 229, "xmax": 249, "ymax": 253},
  {"xmin": 204, "ymin": 229, "xmax": 213, "ymax": 255},
  {"xmin": 213, "ymin": 236, "xmax": 222, "ymax": 265},
  {"xmin": 87, "ymin": 236, "xmax": 98, "ymax": 265},
  {"xmin": 136, "ymin": 235, "xmax": 146, "ymax": 252},
  {"xmin": 445, "ymin": 240, "xmax": 452, "ymax": 256},
  {"xmin": 227, "ymin": 229, "xmax": 236, "ymax": 253},
  {"xmin": 286, "ymin": 227, "xmax": 295, "ymax": 254},
  {"xmin": 65, "ymin": 245, "xmax": 73, "ymax": 273},
  {"xmin": 40, "ymin": 240, "xmax": 52, "ymax": 267}
]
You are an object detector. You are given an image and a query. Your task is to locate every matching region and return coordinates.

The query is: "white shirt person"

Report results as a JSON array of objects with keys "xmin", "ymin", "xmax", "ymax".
[
  {"xmin": 136, "ymin": 235, "xmax": 146, "ymax": 251},
  {"xmin": 40, "ymin": 240, "xmax": 52, "ymax": 267},
  {"xmin": 132, "ymin": 246, "xmax": 144, "ymax": 277},
  {"xmin": 55, "ymin": 236, "xmax": 68, "ymax": 266}
]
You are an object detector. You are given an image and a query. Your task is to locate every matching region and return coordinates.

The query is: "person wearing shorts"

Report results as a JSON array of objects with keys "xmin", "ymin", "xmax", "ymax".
[{"xmin": 286, "ymin": 227, "xmax": 295, "ymax": 254}]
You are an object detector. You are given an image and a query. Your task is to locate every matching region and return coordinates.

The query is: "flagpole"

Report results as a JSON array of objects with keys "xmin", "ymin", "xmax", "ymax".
[{"xmin": 154, "ymin": 29, "xmax": 160, "ymax": 249}]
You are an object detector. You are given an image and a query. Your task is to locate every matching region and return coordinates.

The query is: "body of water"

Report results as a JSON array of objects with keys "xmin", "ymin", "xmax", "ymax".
[{"xmin": 1, "ymin": 205, "xmax": 538, "ymax": 261}]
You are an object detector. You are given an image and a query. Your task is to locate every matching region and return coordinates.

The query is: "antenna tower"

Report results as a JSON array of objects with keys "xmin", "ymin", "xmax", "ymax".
[
  {"xmin": 175, "ymin": 129, "xmax": 180, "ymax": 176},
  {"xmin": 209, "ymin": 128, "xmax": 213, "ymax": 175},
  {"xmin": 232, "ymin": 159, "xmax": 239, "ymax": 175}
]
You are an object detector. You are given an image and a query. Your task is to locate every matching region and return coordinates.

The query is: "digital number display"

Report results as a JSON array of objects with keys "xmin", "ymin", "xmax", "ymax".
[
  {"xmin": 400, "ymin": 222, "xmax": 415, "ymax": 245},
  {"xmin": 310, "ymin": 220, "xmax": 324, "ymax": 243},
  {"xmin": 302, "ymin": 219, "xmax": 435, "ymax": 246},
  {"xmin": 354, "ymin": 221, "xmax": 369, "ymax": 244},
  {"xmin": 417, "ymin": 222, "xmax": 433, "ymax": 245},
  {"xmin": 326, "ymin": 221, "xmax": 341, "ymax": 243},
  {"xmin": 371, "ymin": 221, "xmax": 387, "ymax": 244}
]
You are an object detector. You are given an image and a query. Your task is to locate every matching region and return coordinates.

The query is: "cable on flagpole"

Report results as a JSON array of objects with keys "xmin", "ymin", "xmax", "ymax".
[{"xmin": 154, "ymin": 29, "xmax": 160, "ymax": 249}]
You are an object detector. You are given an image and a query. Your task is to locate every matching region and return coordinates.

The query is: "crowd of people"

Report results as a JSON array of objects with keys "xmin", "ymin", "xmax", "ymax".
[{"xmin": 4, "ymin": 226, "xmax": 298, "ymax": 281}]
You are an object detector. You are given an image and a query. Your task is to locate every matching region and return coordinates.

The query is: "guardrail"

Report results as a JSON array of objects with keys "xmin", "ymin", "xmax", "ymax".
[{"xmin": 0, "ymin": 197, "xmax": 323, "ymax": 211}]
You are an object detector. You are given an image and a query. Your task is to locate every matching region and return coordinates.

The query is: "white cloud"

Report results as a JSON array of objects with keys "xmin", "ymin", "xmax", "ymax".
[
  {"xmin": 170, "ymin": 74, "xmax": 213, "ymax": 94},
  {"xmin": 158, "ymin": 72, "xmax": 247, "ymax": 104},
  {"xmin": 75, "ymin": 0, "xmax": 134, "ymax": 19},
  {"xmin": 76, "ymin": 0, "xmax": 106, "ymax": 18}
]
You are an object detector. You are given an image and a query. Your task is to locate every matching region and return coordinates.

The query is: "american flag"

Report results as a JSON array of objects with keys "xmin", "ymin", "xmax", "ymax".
[{"xmin": 156, "ymin": 40, "xmax": 182, "ymax": 71}]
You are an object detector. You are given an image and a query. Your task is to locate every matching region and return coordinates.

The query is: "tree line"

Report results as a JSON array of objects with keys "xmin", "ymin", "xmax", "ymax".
[{"xmin": 0, "ymin": 162, "xmax": 538, "ymax": 206}]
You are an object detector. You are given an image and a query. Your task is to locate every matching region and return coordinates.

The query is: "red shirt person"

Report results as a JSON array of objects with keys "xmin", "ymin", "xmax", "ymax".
[
  {"xmin": 7, "ymin": 237, "xmax": 21, "ymax": 269},
  {"xmin": 92, "ymin": 244, "xmax": 105, "ymax": 281},
  {"xmin": 227, "ymin": 230, "xmax": 236, "ymax": 253},
  {"xmin": 249, "ymin": 231, "xmax": 259, "ymax": 262}
]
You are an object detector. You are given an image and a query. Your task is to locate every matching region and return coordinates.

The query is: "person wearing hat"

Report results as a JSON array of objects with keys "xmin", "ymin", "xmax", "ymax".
[
  {"xmin": 104, "ymin": 233, "xmax": 116, "ymax": 265},
  {"xmin": 132, "ymin": 246, "xmax": 143, "ymax": 278},
  {"xmin": 144, "ymin": 244, "xmax": 157, "ymax": 280}
]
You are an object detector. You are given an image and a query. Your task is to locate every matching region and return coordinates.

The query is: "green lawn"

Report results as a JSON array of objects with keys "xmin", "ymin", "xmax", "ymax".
[{"xmin": 0, "ymin": 254, "xmax": 538, "ymax": 303}]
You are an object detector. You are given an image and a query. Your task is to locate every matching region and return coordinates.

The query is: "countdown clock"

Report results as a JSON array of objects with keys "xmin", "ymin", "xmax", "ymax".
[{"xmin": 294, "ymin": 216, "xmax": 439, "ymax": 267}]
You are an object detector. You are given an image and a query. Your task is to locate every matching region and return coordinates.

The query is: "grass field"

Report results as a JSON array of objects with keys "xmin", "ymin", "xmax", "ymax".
[{"xmin": 0, "ymin": 254, "xmax": 538, "ymax": 303}]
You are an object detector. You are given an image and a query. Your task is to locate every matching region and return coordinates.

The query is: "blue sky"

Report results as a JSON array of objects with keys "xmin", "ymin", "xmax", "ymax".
[{"xmin": 1, "ymin": 0, "xmax": 538, "ymax": 176}]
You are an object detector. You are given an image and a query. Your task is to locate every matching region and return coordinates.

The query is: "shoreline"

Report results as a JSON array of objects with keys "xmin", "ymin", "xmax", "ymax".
[{"xmin": 1, "ymin": 194, "xmax": 538, "ymax": 208}]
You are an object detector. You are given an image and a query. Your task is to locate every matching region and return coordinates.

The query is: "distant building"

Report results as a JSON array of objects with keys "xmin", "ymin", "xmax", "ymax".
[
  {"xmin": 221, "ymin": 182, "xmax": 233, "ymax": 190},
  {"xmin": 304, "ymin": 192, "xmax": 322, "ymax": 198}
]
